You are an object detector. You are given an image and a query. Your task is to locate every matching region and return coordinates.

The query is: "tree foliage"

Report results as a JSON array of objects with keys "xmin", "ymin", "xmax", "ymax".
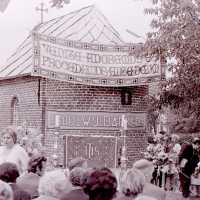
[
  {"xmin": 145, "ymin": 0, "xmax": 200, "ymax": 126},
  {"xmin": 51, "ymin": 0, "xmax": 70, "ymax": 8}
]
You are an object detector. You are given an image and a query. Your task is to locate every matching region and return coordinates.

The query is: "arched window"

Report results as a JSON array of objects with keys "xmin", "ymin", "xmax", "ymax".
[{"xmin": 11, "ymin": 97, "xmax": 19, "ymax": 125}]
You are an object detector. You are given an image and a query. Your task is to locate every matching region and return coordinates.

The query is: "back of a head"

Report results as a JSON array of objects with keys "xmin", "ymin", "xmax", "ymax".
[
  {"xmin": 121, "ymin": 168, "xmax": 145, "ymax": 198},
  {"xmin": 68, "ymin": 157, "xmax": 87, "ymax": 171},
  {"xmin": 84, "ymin": 168, "xmax": 117, "ymax": 200},
  {"xmin": 0, "ymin": 180, "xmax": 13, "ymax": 200},
  {"xmin": 0, "ymin": 162, "xmax": 19, "ymax": 183},
  {"xmin": 69, "ymin": 167, "xmax": 86, "ymax": 187},
  {"xmin": 133, "ymin": 159, "xmax": 154, "ymax": 183},
  {"xmin": 38, "ymin": 169, "xmax": 73, "ymax": 198},
  {"xmin": 133, "ymin": 159, "xmax": 153, "ymax": 171}
]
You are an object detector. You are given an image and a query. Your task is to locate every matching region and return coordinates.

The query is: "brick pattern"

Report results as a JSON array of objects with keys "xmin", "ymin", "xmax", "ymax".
[
  {"xmin": 45, "ymin": 79, "xmax": 148, "ymax": 112},
  {"xmin": 44, "ymin": 79, "xmax": 148, "ymax": 167},
  {"xmin": 0, "ymin": 76, "xmax": 43, "ymax": 130},
  {"xmin": 0, "ymin": 76, "xmax": 148, "ymax": 167}
]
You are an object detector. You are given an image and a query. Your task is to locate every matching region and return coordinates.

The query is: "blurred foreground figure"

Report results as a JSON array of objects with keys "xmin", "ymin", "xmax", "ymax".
[
  {"xmin": 178, "ymin": 138, "xmax": 200, "ymax": 198},
  {"xmin": 61, "ymin": 167, "xmax": 89, "ymax": 200},
  {"xmin": 33, "ymin": 169, "xmax": 73, "ymax": 200},
  {"xmin": 17, "ymin": 155, "xmax": 47, "ymax": 198},
  {"xmin": 117, "ymin": 167, "xmax": 156, "ymax": 200},
  {"xmin": 0, "ymin": 162, "xmax": 31, "ymax": 200},
  {"xmin": 84, "ymin": 168, "xmax": 117, "ymax": 200},
  {"xmin": 133, "ymin": 159, "xmax": 166, "ymax": 200},
  {"xmin": 0, "ymin": 180, "xmax": 13, "ymax": 200},
  {"xmin": 68, "ymin": 157, "xmax": 88, "ymax": 171},
  {"xmin": 0, "ymin": 127, "xmax": 29, "ymax": 174}
]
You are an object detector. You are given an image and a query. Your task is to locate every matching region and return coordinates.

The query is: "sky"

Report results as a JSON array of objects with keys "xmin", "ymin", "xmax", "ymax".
[{"xmin": 0, "ymin": 0, "xmax": 153, "ymax": 67}]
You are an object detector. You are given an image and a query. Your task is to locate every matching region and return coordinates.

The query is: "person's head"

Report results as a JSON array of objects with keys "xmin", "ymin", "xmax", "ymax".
[
  {"xmin": 133, "ymin": 159, "xmax": 154, "ymax": 183},
  {"xmin": 68, "ymin": 157, "xmax": 87, "ymax": 171},
  {"xmin": 84, "ymin": 168, "xmax": 117, "ymax": 200},
  {"xmin": 1, "ymin": 127, "xmax": 17, "ymax": 148},
  {"xmin": 0, "ymin": 163, "xmax": 19, "ymax": 183},
  {"xmin": 69, "ymin": 167, "xmax": 86, "ymax": 187},
  {"xmin": 193, "ymin": 137, "xmax": 200, "ymax": 150},
  {"xmin": 27, "ymin": 155, "xmax": 47, "ymax": 176},
  {"xmin": 38, "ymin": 169, "xmax": 73, "ymax": 199},
  {"xmin": 120, "ymin": 168, "xmax": 145, "ymax": 198},
  {"xmin": 0, "ymin": 180, "xmax": 13, "ymax": 200},
  {"xmin": 171, "ymin": 134, "xmax": 180, "ymax": 144}
]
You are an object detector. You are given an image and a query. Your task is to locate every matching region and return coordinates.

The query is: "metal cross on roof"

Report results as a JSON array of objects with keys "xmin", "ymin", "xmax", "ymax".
[{"xmin": 36, "ymin": 2, "xmax": 48, "ymax": 24}]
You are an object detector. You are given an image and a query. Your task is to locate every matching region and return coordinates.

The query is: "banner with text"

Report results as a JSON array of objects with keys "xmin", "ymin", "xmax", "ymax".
[{"xmin": 32, "ymin": 33, "xmax": 165, "ymax": 86}]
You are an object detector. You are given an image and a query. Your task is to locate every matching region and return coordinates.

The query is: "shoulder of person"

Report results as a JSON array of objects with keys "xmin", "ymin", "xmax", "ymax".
[
  {"xmin": 10, "ymin": 183, "xmax": 31, "ymax": 200},
  {"xmin": 20, "ymin": 190, "xmax": 31, "ymax": 200},
  {"xmin": 135, "ymin": 194, "xmax": 157, "ymax": 200},
  {"xmin": 13, "ymin": 144, "xmax": 29, "ymax": 157},
  {"xmin": 13, "ymin": 144, "xmax": 26, "ymax": 152},
  {"xmin": 143, "ymin": 183, "xmax": 166, "ymax": 199}
]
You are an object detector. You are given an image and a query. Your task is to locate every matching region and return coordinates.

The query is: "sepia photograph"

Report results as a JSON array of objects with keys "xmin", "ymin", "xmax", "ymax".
[{"xmin": 0, "ymin": 0, "xmax": 200, "ymax": 199}]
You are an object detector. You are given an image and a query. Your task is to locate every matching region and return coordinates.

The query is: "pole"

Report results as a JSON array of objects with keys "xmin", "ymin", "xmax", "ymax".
[
  {"xmin": 121, "ymin": 114, "xmax": 127, "ymax": 169},
  {"xmin": 36, "ymin": 2, "xmax": 48, "ymax": 24}
]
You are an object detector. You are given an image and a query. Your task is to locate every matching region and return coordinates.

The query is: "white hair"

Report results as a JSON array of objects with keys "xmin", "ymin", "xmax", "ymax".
[
  {"xmin": 133, "ymin": 159, "xmax": 154, "ymax": 183},
  {"xmin": 38, "ymin": 169, "xmax": 73, "ymax": 198},
  {"xmin": 120, "ymin": 168, "xmax": 145, "ymax": 197},
  {"xmin": 0, "ymin": 180, "xmax": 13, "ymax": 200}
]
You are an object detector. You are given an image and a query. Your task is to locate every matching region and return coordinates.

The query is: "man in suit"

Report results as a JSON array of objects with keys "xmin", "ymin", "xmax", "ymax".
[
  {"xmin": 133, "ymin": 159, "xmax": 166, "ymax": 200},
  {"xmin": 178, "ymin": 138, "xmax": 200, "ymax": 198}
]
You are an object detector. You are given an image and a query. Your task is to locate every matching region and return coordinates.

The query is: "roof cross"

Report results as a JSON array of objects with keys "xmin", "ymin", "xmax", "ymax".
[{"xmin": 36, "ymin": 2, "xmax": 48, "ymax": 24}]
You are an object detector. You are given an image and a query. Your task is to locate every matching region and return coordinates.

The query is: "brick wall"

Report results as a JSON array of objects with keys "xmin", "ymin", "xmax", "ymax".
[
  {"xmin": 44, "ymin": 79, "xmax": 149, "ymax": 167},
  {"xmin": 0, "ymin": 76, "xmax": 149, "ymax": 167},
  {"xmin": 0, "ymin": 76, "xmax": 43, "ymax": 130}
]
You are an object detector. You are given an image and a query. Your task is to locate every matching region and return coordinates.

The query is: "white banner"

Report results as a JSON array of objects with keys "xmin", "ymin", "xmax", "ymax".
[{"xmin": 32, "ymin": 33, "xmax": 165, "ymax": 87}]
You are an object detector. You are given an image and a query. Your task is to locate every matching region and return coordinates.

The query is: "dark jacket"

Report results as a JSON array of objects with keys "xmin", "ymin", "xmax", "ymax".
[
  {"xmin": 178, "ymin": 143, "xmax": 199, "ymax": 176},
  {"xmin": 10, "ymin": 183, "xmax": 31, "ymax": 200}
]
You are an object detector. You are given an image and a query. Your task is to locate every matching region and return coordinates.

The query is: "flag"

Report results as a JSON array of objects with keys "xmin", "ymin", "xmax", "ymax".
[{"xmin": 0, "ymin": 0, "xmax": 10, "ymax": 13}]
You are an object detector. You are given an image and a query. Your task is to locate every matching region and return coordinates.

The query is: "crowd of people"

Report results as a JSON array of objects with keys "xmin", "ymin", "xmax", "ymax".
[
  {"xmin": 144, "ymin": 131, "xmax": 200, "ymax": 198},
  {"xmin": 0, "ymin": 126, "xmax": 200, "ymax": 200}
]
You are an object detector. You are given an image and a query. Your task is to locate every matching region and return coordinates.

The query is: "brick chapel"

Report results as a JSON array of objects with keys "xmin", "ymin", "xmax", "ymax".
[{"xmin": 0, "ymin": 6, "xmax": 163, "ymax": 168}]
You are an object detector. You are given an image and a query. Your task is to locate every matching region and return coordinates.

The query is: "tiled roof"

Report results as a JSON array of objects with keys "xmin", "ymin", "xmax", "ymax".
[{"xmin": 0, "ymin": 5, "xmax": 124, "ymax": 78}]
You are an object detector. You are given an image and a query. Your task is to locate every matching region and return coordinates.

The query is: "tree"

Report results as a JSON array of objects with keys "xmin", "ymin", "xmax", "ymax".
[
  {"xmin": 145, "ymin": 94, "xmax": 160, "ymax": 134},
  {"xmin": 51, "ymin": 0, "xmax": 70, "ymax": 8},
  {"xmin": 144, "ymin": 0, "xmax": 200, "ymax": 131}
]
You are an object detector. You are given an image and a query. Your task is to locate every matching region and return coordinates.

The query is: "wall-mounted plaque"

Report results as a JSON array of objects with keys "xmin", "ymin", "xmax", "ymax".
[
  {"xmin": 47, "ymin": 111, "xmax": 146, "ymax": 130},
  {"xmin": 66, "ymin": 135, "xmax": 117, "ymax": 168}
]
